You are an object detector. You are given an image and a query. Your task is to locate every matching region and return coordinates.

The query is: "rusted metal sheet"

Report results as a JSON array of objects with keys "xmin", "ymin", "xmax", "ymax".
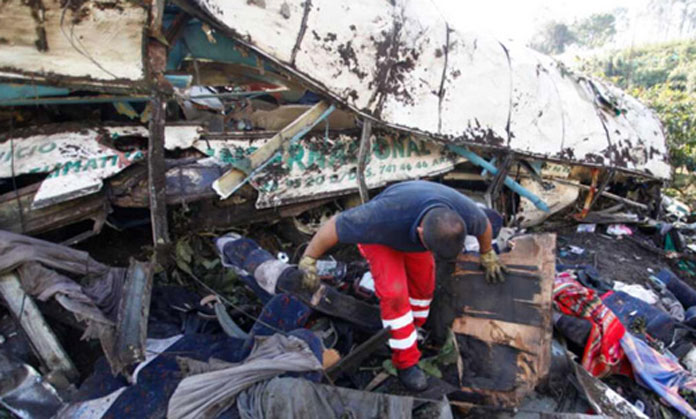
[
  {"xmin": 201, "ymin": 131, "xmax": 463, "ymax": 208},
  {"xmin": 514, "ymin": 179, "xmax": 580, "ymax": 227},
  {"xmin": 0, "ymin": 0, "xmax": 148, "ymax": 88},
  {"xmin": 0, "ymin": 125, "xmax": 201, "ymax": 208},
  {"xmin": 447, "ymin": 234, "xmax": 556, "ymax": 406},
  {"xmin": 191, "ymin": 0, "xmax": 670, "ymax": 180},
  {"xmin": 0, "ymin": 182, "xmax": 107, "ymax": 236}
]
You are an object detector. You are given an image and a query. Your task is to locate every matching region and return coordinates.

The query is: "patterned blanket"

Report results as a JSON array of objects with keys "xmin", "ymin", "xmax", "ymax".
[{"xmin": 553, "ymin": 272, "xmax": 626, "ymax": 378}]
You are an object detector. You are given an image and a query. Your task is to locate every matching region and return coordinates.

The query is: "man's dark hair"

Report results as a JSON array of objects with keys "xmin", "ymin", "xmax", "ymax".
[{"xmin": 421, "ymin": 207, "xmax": 466, "ymax": 261}]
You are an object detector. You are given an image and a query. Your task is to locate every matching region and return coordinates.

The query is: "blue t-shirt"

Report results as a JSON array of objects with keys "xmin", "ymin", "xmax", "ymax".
[{"xmin": 335, "ymin": 180, "xmax": 488, "ymax": 252}]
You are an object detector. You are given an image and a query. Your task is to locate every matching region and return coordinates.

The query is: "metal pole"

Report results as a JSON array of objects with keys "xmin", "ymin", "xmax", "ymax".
[{"xmin": 147, "ymin": 0, "xmax": 171, "ymax": 269}]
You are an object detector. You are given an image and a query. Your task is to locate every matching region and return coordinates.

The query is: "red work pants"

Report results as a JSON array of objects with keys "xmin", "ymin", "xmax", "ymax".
[{"xmin": 359, "ymin": 244, "xmax": 435, "ymax": 369}]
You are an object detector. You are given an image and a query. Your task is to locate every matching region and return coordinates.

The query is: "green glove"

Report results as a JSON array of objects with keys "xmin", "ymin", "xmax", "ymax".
[
  {"xmin": 480, "ymin": 250, "xmax": 508, "ymax": 284},
  {"xmin": 298, "ymin": 255, "xmax": 319, "ymax": 291}
]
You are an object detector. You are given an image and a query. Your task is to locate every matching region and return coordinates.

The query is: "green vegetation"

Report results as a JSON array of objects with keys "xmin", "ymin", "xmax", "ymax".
[
  {"xmin": 578, "ymin": 40, "xmax": 696, "ymax": 173},
  {"xmin": 530, "ymin": 13, "xmax": 617, "ymax": 54}
]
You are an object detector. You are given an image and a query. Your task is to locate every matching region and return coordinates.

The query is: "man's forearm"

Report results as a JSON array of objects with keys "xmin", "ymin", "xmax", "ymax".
[
  {"xmin": 477, "ymin": 220, "xmax": 494, "ymax": 254},
  {"xmin": 303, "ymin": 215, "xmax": 340, "ymax": 259}
]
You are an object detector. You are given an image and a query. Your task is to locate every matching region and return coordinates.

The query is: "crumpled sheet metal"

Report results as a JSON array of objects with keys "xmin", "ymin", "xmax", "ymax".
[
  {"xmin": 0, "ymin": 352, "xmax": 64, "ymax": 419},
  {"xmin": 190, "ymin": 0, "xmax": 670, "ymax": 180},
  {"xmin": 0, "ymin": 125, "xmax": 202, "ymax": 209}
]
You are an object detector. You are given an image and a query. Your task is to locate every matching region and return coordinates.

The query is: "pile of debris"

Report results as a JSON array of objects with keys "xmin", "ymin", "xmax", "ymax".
[
  {"xmin": 6, "ymin": 213, "xmax": 696, "ymax": 418},
  {"xmin": 1, "ymin": 0, "xmax": 696, "ymax": 418}
]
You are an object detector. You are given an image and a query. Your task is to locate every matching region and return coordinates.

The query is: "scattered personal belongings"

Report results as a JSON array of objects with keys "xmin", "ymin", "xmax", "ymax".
[{"xmin": 1, "ymin": 0, "xmax": 696, "ymax": 417}]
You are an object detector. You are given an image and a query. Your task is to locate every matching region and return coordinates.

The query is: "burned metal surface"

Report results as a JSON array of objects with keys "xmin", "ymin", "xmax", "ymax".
[
  {"xmin": 444, "ymin": 233, "xmax": 556, "ymax": 406},
  {"xmin": 0, "ymin": 0, "xmax": 148, "ymax": 87},
  {"xmin": 190, "ymin": 0, "xmax": 671, "ymax": 180}
]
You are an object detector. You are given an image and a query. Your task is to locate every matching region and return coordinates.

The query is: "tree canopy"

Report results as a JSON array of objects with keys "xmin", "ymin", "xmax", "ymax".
[{"xmin": 529, "ymin": 13, "xmax": 617, "ymax": 54}]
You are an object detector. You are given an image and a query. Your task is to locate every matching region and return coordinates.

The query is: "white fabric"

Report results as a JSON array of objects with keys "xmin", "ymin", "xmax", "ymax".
[
  {"xmin": 408, "ymin": 298, "xmax": 431, "ymax": 307},
  {"xmin": 389, "ymin": 330, "xmax": 418, "ymax": 350},
  {"xmin": 381, "ymin": 311, "xmax": 414, "ymax": 330},
  {"xmin": 412, "ymin": 309, "xmax": 429, "ymax": 319},
  {"xmin": 613, "ymin": 281, "xmax": 659, "ymax": 305},
  {"xmin": 464, "ymin": 236, "xmax": 480, "ymax": 252},
  {"xmin": 359, "ymin": 271, "xmax": 375, "ymax": 292},
  {"xmin": 253, "ymin": 259, "xmax": 288, "ymax": 296}
]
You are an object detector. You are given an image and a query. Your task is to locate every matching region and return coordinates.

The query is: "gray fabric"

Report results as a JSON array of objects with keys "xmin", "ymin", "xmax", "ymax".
[
  {"xmin": 0, "ymin": 230, "xmax": 111, "ymax": 277},
  {"xmin": 176, "ymin": 357, "xmax": 238, "ymax": 376},
  {"xmin": 0, "ymin": 230, "xmax": 126, "ymax": 319},
  {"xmin": 0, "ymin": 230, "xmax": 127, "ymax": 371},
  {"xmin": 237, "ymin": 377, "xmax": 454, "ymax": 419},
  {"xmin": 656, "ymin": 287, "xmax": 685, "ymax": 322},
  {"xmin": 167, "ymin": 334, "xmax": 323, "ymax": 419},
  {"xmin": 17, "ymin": 263, "xmax": 113, "ymax": 326}
]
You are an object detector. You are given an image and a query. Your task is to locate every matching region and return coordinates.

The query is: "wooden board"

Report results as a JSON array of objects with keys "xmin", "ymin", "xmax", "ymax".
[{"xmin": 0, "ymin": 271, "xmax": 78, "ymax": 385}]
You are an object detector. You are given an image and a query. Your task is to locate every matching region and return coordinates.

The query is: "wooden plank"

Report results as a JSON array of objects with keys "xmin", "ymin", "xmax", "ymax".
[
  {"xmin": 0, "ymin": 271, "xmax": 78, "ymax": 384},
  {"xmin": 0, "ymin": 0, "xmax": 147, "ymax": 87},
  {"xmin": 588, "ymin": 169, "xmax": 615, "ymax": 211},
  {"xmin": 212, "ymin": 100, "xmax": 331, "ymax": 199},
  {"xmin": 450, "ymin": 271, "xmax": 543, "ymax": 327},
  {"xmin": 451, "ymin": 317, "xmax": 543, "ymax": 354},
  {"xmin": 244, "ymin": 104, "xmax": 356, "ymax": 131},
  {"xmin": 112, "ymin": 260, "xmax": 154, "ymax": 377}
]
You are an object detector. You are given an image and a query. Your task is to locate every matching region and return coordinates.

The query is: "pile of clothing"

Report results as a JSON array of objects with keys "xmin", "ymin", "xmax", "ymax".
[{"xmin": 553, "ymin": 267, "xmax": 696, "ymax": 418}]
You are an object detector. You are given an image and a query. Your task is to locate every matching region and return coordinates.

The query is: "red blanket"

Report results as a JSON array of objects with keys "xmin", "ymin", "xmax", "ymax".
[{"xmin": 553, "ymin": 272, "xmax": 626, "ymax": 377}]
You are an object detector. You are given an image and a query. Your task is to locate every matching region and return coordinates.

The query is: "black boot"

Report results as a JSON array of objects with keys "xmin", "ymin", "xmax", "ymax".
[{"xmin": 397, "ymin": 365, "xmax": 428, "ymax": 391}]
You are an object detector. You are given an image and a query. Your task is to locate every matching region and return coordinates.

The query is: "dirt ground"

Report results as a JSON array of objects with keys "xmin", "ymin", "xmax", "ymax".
[{"xmin": 555, "ymin": 227, "xmax": 665, "ymax": 284}]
